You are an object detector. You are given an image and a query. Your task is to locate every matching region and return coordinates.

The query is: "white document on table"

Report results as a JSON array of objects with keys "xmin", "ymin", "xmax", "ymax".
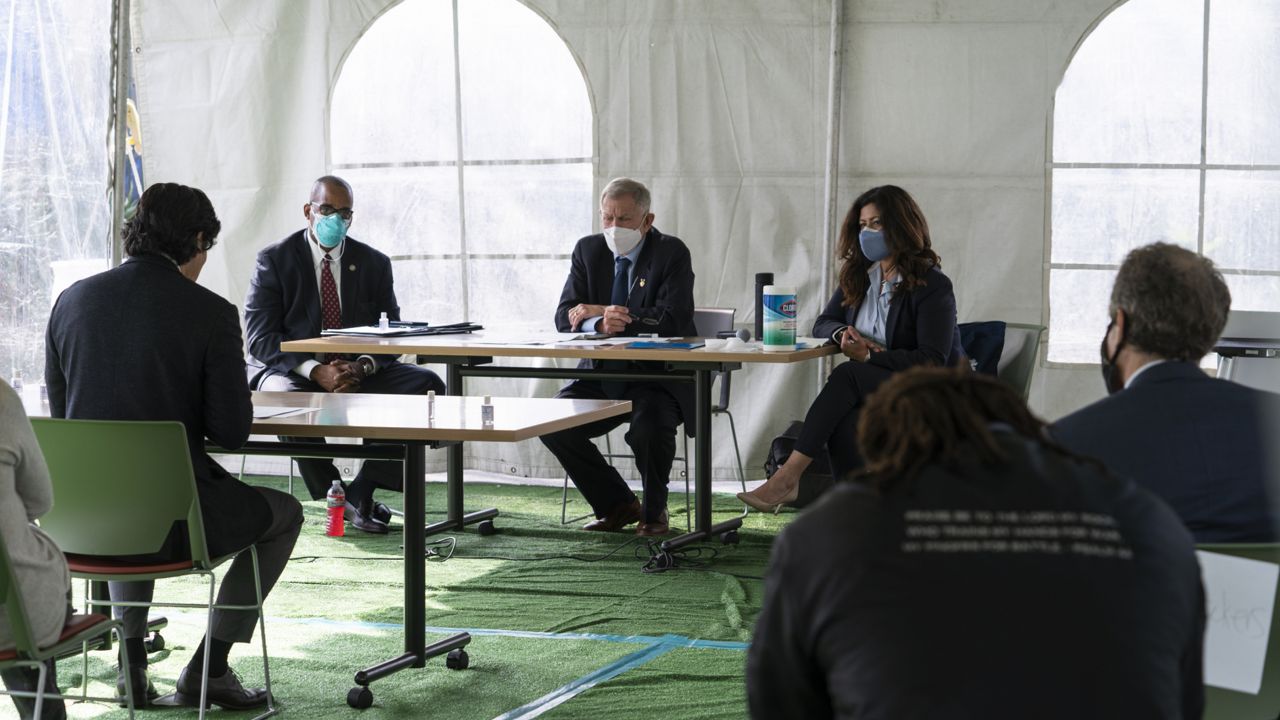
[
  {"xmin": 1198, "ymin": 550, "xmax": 1279, "ymax": 694},
  {"xmin": 252, "ymin": 406, "xmax": 320, "ymax": 419},
  {"xmin": 466, "ymin": 334, "xmax": 559, "ymax": 346}
]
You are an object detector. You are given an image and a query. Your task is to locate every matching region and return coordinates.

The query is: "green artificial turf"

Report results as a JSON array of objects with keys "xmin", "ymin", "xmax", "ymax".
[{"xmin": 7, "ymin": 478, "xmax": 794, "ymax": 719}]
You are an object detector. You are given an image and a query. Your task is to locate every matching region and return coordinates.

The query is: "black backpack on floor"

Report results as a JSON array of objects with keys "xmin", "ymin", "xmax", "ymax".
[{"xmin": 764, "ymin": 421, "xmax": 834, "ymax": 509}]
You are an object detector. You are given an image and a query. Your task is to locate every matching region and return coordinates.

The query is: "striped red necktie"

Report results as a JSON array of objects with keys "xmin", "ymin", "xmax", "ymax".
[{"xmin": 321, "ymin": 254, "xmax": 341, "ymax": 330}]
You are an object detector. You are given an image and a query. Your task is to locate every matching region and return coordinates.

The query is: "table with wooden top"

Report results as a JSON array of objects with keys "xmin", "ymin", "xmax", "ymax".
[
  {"xmin": 280, "ymin": 332, "xmax": 837, "ymax": 553},
  {"xmin": 254, "ymin": 390, "xmax": 629, "ymax": 706},
  {"xmin": 25, "ymin": 388, "xmax": 630, "ymax": 708}
]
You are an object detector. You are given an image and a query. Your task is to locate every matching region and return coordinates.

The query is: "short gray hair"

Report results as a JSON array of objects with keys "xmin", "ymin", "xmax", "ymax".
[
  {"xmin": 1110, "ymin": 242, "xmax": 1231, "ymax": 362},
  {"xmin": 600, "ymin": 177, "xmax": 651, "ymax": 213}
]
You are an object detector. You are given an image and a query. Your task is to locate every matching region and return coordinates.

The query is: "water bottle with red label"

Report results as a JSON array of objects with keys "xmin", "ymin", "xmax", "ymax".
[{"xmin": 326, "ymin": 480, "xmax": 345, "ymax": 537}]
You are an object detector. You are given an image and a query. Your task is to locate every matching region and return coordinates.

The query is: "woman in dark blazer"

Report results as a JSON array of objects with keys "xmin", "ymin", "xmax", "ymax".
[{"xmin": 739, "ymin": 185, "xmax": 963, "ymax": 511}]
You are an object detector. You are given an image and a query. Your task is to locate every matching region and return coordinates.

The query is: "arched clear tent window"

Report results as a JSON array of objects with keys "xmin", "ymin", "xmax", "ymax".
[
  {"xmin": 1048, "ymin": 0, "xmax": 1280, "ymax": 363},
  {"xmin": 330, "ymin": 0, "xmax": 593, "ymax": 326}
]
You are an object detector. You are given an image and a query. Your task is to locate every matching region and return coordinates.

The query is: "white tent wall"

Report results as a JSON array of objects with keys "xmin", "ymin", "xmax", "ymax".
[{"xmin": 131, "ymin": 0, "xmax": 1114, "ymax": 480}]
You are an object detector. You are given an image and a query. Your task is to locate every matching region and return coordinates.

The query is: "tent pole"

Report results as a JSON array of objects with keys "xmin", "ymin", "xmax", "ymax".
[
  {"xmin": 109, "ymin": 0, "xmax": 130, "ymax": 268},
  {"xmin": 818, "ymin": 0, "xmax": 845, "ymax": 389}
]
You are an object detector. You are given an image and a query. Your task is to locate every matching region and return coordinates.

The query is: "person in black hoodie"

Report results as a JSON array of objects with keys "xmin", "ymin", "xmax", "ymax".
[{"xmin": 748, "ymin": 367, "xmax": 1204, "ymax": 719}]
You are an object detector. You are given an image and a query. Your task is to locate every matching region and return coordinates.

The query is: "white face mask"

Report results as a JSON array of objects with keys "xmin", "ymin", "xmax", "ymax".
[{"xmin": 603, "ymin": 225, "xmax": 644, "ymax": 256}]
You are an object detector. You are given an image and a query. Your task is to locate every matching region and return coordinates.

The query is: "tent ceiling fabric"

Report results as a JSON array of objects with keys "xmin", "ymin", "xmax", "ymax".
[{"xmin": 132, "ymin": 0, "xmax": 1116, "ymax": 479}]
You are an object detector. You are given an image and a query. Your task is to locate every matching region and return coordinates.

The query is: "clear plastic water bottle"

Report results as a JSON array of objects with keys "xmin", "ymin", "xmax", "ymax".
[
  {"xmin": 8, "ymin": 369, "xmax": 22, "ymax": 393},
  {"xmin": 427, "ymin": 389, "xmax": 436, "ymax": 422},
  {"xmin": 325, "ymin": 480, "xmax": 346, "ymax": 537},
  {"xmin": 481, "ymin": 395, "xmax": 494, "ymax": 427},
  {"xmin": 379, "ymin": 311, "xmax": 390, "ymax": 330}
]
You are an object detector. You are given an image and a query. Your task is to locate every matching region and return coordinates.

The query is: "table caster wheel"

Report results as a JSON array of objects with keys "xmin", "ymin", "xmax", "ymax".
[
  {"xmin": 145, "ymin": 632, "xmax": 165, "ymax": 653},
  {"xmin": 719, "ymin": 530, "xmax": 740, "ymax": 546},
  {"xmin": 347, "ymin": 686, "xmax": 373, "ymax": 709},
  {"xmin": 477, "ymin": 519, "xmax": 497, "ymax": 536},
  {"xmin": 446, "ymin": 649, "xmax": 470, "ymax": 670}
]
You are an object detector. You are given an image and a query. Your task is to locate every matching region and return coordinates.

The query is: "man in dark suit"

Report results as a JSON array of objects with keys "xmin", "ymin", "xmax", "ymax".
[
  {"xmin": 45, "ymin": 183, "xmax": 302, "ymax": 709},
  {"xmin": 1053, "ymin": 242, "xmax": 1280, "ymax": 543},
  {"xmin": 540, "ymin": 178, "xmax": 696, "ymax": 537},
  {"xmin": 243, "ymin": 176, "xmax": 445, "ymax": 533}
]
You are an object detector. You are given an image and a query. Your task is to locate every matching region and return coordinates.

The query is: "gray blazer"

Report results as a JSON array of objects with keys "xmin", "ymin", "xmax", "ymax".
[{"xmin": 0, "ymin": 382, "xmax": 71, "ymax": 649}]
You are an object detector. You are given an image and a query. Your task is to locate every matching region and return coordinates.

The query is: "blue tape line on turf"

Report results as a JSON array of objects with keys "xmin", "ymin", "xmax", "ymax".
[
  {"xmin": 206, "ymin": 613, "xmax": 749, "ymax": 650},
  {"xmin": 491, "ymin": 641, "xmax": 676, "ymax": 720},
  {"xmin": 165, "ymin": 611, "xmax": 751, "ymax": 649}
]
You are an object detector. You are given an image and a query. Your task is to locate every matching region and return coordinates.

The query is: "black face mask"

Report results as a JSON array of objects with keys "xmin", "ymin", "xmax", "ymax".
[{"xmin": 1099, "ymin": 317, "xmax": 1126, "ymax": 395}]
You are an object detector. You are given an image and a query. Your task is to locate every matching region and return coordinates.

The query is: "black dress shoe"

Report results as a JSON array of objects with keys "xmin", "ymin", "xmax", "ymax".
[
  {"xmin": 175, "ymin": 666, "xmax": 269, "ymax": 710},
  {"xmin": 636, "ymin": 509, "xmax": 670, "ymax": 537},
  {"xmin": 116, "ymin": 665, "xmax": 160, "ymax": 707},
  {"xmin": 370, "ymin": 500, "xmax": 393, "ymax": 524},
  {"xmin": 344, "ymin": 500, "xmax": 389, "ymax": 534},
  {"xmin": 583, "ymin": 498, "xmax": 642, "ymax": 532}
]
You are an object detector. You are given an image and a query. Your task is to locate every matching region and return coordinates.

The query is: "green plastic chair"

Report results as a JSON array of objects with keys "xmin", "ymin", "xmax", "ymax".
[
  {"xmin": 0, "ymin": 526, "xmax": 135, "ymax": 717},
  {"xmin": 1197, "ymin": 543, "xmax": 1280, "ymax": 720},
  {"xmin": 30, "ymin": 418, "xmax": 277, "ymax": 720}
]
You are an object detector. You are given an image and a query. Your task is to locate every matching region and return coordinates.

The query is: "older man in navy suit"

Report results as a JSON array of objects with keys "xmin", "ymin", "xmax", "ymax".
[
  {"xmin": 1053, "ymin": 243, "xmax": 1280, "ymax": 543},
  {"xmin": 244, "ymin": 176, "xmax": 445, "ymax": 533},
  {"xmin": 540, "ymin": 178, "xmax": 697, "ymax": 537}
]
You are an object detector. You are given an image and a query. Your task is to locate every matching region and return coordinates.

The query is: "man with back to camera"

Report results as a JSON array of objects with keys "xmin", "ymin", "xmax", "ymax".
[
  {"xmin": 45, "ymin": 182, "xmax": 302, "ymax": 709},
  {"xmin": 243, "ymin": 175, "xmax": 445, "ymax": 534},
  {"xmin": 1053, "ymin": 242, "xmax": 1280, "ymax": 543},
  {"xmin": 540, "ymin": 177, "xmax": 697, "ymax": 536}
]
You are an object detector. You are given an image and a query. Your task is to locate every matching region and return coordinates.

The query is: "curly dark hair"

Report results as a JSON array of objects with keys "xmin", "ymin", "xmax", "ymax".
[
  {"xmin": 856, "ymin": 367, "xmax": 1071, "ymax": 489},
  {"xmin": 836, "ymin": 185, "xmax": 941, "ymax": 309},
  {"xmin": 122, "ymin": 183, "xmax": 221, "ymax": 265},
  {"xmin": 1110, "ymin": 242, "xmax": 1231, "ymax": 362}
]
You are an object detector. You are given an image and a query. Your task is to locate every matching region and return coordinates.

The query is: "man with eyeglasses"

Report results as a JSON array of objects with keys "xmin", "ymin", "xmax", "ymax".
[{"xmin": 244, "ymin": 175, "xmax": 445, "ymax": 534}]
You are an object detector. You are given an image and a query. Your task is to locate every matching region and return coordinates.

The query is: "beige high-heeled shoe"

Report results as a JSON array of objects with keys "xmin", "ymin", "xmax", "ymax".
[{"xmin": 737, "ymin": 482, "xmax": 799, "ymax": 514}]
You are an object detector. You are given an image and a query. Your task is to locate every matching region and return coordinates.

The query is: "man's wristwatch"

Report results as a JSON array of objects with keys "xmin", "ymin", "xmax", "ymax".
[{"xmin": 356, "ymin": 356, "xmax": 376, "ymax": 377}]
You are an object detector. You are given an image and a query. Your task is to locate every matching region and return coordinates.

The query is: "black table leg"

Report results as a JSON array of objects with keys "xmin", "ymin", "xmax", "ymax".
[
  {"xmin": 661, "ymin": 368, "xmax": 743, "ymax": 552},
  {"xmin": 347, "ymin": 441, "xmax": 472, "ymax": 709}
]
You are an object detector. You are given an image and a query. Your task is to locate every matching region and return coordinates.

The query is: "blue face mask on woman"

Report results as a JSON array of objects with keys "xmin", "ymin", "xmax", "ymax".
[
  {"xmin": 858, "ymin": 228, "xmax": 891, "ymax": 262},
  {"xmin": 312, "ymin": 212, "xmax": 349, "ymax": 250}
]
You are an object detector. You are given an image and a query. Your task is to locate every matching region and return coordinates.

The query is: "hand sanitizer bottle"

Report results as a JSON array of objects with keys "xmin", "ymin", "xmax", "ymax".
[
  {"xmin": 481, "ymin": 395, "xmax": 494, "ymax": 427},
  {"xmin": 379, "ymin": 311, "xmax": 390, "ymax": 330}
]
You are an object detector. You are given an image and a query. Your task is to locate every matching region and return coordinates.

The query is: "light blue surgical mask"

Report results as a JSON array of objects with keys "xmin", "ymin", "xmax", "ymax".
[
  {"xmin": 312, "ymin": 212, "xmax": 348, "ymax": 250},
  {"xmin": 858, "ymin": 228, "xmax": 891, "ymax": 262}
]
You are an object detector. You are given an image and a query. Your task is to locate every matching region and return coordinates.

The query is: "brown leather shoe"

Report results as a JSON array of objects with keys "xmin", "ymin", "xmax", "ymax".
[
  {"xmin": 583, "ymin": 498, "xmax": 642, "ymax": 532},
  {"xmin": 636, "ymin": 510, "xmax": 670, "ymax": 537}
]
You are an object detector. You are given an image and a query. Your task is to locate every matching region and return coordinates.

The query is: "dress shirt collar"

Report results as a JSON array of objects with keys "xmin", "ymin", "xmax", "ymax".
[
  {"xmin": 306, "ymin": 226, "xmax": 344, "ymax": 267},
  {"xmin": 1124, "ymin": 359, "xmax": 1170, "ymax": 389},
  {"xmin": 868, "ymin": 262, "xmax": 902, "ymax": 291}
]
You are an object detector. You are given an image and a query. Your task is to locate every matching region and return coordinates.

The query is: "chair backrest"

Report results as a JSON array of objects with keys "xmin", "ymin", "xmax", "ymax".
[
  {"xmin": 693, "ymin": 307, "xmax": 735, "ymax": 338},
  {"xmin": 996, "ymin": 323, "xmax": 1044, "ymax": 400},
  {"xmin": 0, "ymin": 530, "xmax": 38, "ymax": 655},
  {"xmin": 1197, "ymin": 543, "xmax": 1280, "ymax": 719},
  {"xmin": 693, "ymin": 307, "xmax": 737, "ymax": 411},
  {"xmin": 30, "ymin": 418, "xmax": 212, "ymax": 566}
]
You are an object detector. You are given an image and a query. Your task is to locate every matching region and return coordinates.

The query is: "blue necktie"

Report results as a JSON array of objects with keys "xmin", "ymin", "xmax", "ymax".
[
  {"xmin": 611, "ymin": 256, "xmax": 632, "ymax": 306},
  {"xmin": 603, "ymin": 256, "xmax": 632, "ymax": 399}
]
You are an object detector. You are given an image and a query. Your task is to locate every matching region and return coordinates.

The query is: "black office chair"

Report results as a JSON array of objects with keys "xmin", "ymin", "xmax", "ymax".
[
  {"xmin": 691, "ymin": 307, "xmax": 747, "ymax": 492},
  {"xmin": 558, "ymin": 307, "xmax": 748, "ymax": 527}
]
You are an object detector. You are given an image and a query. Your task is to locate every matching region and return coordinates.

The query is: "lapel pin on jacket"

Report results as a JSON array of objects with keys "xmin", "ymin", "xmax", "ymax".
[
  {"xmin": 348, "ymin": 264, "xmax": 356, "ymax": 272},
  {"xmin": 639, "ymin": 278, "xmax": 646, "ymax": 288}
]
